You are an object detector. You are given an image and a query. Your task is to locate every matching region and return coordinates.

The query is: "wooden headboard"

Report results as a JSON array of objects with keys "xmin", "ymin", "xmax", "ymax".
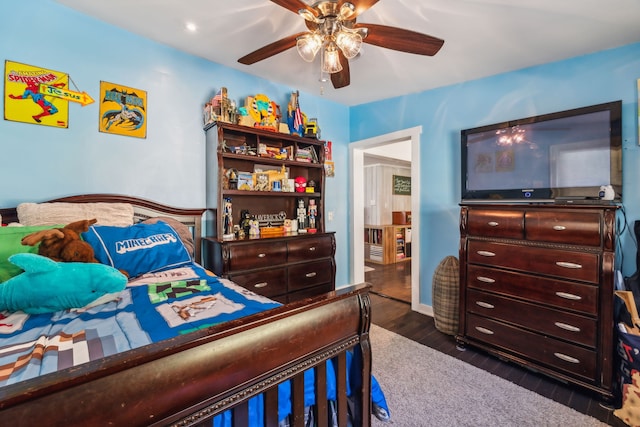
[{"xmin": 0, "ymin": 194, "xmax": 206, "ymax": 263}]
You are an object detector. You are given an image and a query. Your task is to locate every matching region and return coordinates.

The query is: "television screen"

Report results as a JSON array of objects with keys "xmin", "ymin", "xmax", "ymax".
[{"xmin": 461, "ymin": 101, "xmax": 622, "ymax": 203}]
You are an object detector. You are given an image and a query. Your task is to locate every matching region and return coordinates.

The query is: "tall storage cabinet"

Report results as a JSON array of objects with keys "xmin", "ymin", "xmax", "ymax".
[
  {"xmin": 203, "ymin": 122, "xmax": 335, "ymax": 303},
  {"xmin": 457, "ymin": 203, "xmax": 619, "ymax": 401}
]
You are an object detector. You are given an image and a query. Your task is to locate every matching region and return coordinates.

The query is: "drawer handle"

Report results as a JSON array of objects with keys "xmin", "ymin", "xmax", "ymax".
[
  {"xmin": 258, "ymin": 253, "xmax": 266, "ymax": 258},
  {"xmin": 554, "ymin": 352, "xmax": 580, "ymax": 364},
  {"xmin": 476, "ymin": 250, "xmax": 496, "ymax": 257},
  {"xmin": 554, "ymin": 322, "xmax": 581, "ymax": 332},
  {"xmin": 555, "ymin": 291, "xmax": 582, "ymax": 301},
  {"xmin": 556, "ymin": 261, "xmax": 582, "ymax": 269},
  {"xmin": 553, "ymin": 225, "xmax": 567, "ymax": 231},
  {"xmin": 308, "ymin": 246, "xmax": 316, "ymax": 251},
  {"xmin": 475, "ymin": 301, "xmax": 495, "ymax": 309},
  {"xmin": 254, "ymin": 282, "xmax": 268, "ymax": 288},
  {"xmin": 477, "ymin": 276, "xmax": 496, "ymax": 283},
  {"xmin": 305, "ymin": 272, "xmax": 317, "ymax": 278},
  {"xmin": 475, "ymin": 326, "xmax": 494, "ymax": 335},
  {"xmin": 487, "ymin": 221, "xmax": 499, "ymax": 227}
]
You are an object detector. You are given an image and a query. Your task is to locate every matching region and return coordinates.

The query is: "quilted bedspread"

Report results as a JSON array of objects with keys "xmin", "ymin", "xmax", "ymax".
[
  {"xmin": 0, "ymin": 262, "xmax": 387, "ymax": 425},
  {"xmin": 0, "ymin": 263, "xmax": 280, "ymax": 386}
]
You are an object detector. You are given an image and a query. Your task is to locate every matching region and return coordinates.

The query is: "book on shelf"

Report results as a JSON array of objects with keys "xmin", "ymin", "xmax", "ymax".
[{"xmin": 295, "ymin": 147, "xmax": 313, "ymax": 163}]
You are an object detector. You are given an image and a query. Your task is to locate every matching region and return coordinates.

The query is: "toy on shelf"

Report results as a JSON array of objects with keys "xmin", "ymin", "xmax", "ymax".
[
  {"xmin": 304, "ymin": 118, "xmax": 320, "ymax": 139},
  {"xmin": 204, "ymin": 87, "xmax": 237, "ymax": 125},
  {"xmin": 247, "ymin": 94, "xmax": 280, "ymax": 132},
  {"xmin": 223, "ymin": 198, "xmax": 234, "ymax": 240},
  {"xmin": 307, "ymin": 199, "xmax": 317, "ymax": 233},
  {"xmin": 287, "ymin": 90, "xmax": 306, "ymax": 137},
  {"xmin": 297, "ymin": 198, "xmax": 307, "ymax": 231},
  {"xmin": 249, "ymin": 219, "xmax": 260, "ymax": 238},
  {"xmin": 294, "ymin": 176, "xmax": 307, "ymax": 192}
]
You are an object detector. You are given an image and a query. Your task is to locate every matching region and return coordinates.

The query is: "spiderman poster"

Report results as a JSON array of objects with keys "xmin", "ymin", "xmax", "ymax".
[
  {"xmin": 98, "ymin": 81, "xmax": 147, "ymax": 139},
  {"xmin": 3, "ymin": 60, "xmax": 70, "ymax": 128}
]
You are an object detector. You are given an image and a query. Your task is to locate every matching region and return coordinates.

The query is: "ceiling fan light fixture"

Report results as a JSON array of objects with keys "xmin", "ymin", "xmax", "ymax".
[
  {"xmin": 296, "ymin": 33, "xmax": 323, "ymax": 62},
  {"xmin": 298, "ymin": 8, "xmax": 319, "ymax": 23},
  {"xmin": 337, "ymin": 2, "xmax": 356, "ymax": 20},
  {"xmin": 322, "ymin": 43, "xmax": 343, "ymax": 74},
  {"xmin": 335, "ymin": 28, "xmax": 362, "ymax": 59}
]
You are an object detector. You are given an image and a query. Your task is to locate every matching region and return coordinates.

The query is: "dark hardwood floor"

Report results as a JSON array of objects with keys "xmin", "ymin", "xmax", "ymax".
[
  {"xmin": 365, "ymin": 261, "xmax": 411, "ymax": 303},
  {"xmin": 367, "ymin": 263, "xmax": 625, "ymax": 426}
]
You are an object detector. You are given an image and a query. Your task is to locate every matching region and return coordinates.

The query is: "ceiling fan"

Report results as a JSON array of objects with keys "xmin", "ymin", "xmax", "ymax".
[{"xmin": 238, "ymin": 0, "xmax": 444, "ymax": 89}]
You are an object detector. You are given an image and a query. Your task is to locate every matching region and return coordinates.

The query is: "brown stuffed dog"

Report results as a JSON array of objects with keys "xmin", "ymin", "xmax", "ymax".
[{"xmin": 21, "ymin": 219, "xmax": 99, "ymax": 263}]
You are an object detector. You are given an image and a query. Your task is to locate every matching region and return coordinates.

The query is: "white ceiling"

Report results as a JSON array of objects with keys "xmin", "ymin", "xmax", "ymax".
[
  {"xmin": 55, "ymin": 0, "xmax": 640, "ymax": 107},
  {"xmin": 365, "ymin": 141, "xmax": 411, "ymax": 166}
]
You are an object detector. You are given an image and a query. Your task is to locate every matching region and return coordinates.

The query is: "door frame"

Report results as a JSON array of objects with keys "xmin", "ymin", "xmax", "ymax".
[{"xmin": 350, "ymin": 126, "xmax": 424, "ymax": 312}]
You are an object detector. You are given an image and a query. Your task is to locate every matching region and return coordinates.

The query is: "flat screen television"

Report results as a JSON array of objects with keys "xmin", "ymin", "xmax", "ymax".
[{"xmin": 460, "ymin": 100, "xmax": 622, "ymax": 203}]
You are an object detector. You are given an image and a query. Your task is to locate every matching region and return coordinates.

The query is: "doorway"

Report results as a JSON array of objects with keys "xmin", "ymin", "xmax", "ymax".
[{"xmin": 349, "ymin": 127, "xmax": 422, "ymax": 312}]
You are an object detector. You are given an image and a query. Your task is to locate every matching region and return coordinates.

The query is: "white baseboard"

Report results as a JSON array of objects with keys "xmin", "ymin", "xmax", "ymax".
[{"xmin": 413, "ymin": 302, "xmax": 433, "ymax": 317}]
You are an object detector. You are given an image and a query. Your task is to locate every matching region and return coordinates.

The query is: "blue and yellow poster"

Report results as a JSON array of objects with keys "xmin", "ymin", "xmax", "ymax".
[
  {"xmin": 4, "ymin": 60, "xmax": 70, "ymax": 128},
  {"xmin": 99, "ymin": 81, "xmax": 147, "ymax": 139}
]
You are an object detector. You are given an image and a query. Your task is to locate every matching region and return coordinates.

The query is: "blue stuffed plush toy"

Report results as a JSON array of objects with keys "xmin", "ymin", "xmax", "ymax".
[{"xmin": 0, "ymin": 253, "xmax": 127, "ymax": 314}]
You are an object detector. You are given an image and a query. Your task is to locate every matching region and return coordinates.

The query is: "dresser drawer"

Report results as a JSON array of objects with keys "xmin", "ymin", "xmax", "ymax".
[
  {"xmin": 467, "ymin": 289, "xmax": 596, "ymax": 347},
  {"xmin": 287, "ymin": 236, "xmax": 334, "ymax": 263},
  {"xmin": 228, "ymin": 268, "xmax": 287, "ymax": 298},
  {"xmin": 466, "ymin": 265, "xmax": 598, "ymax": 315},
  {"xmin": 467, "ymin": 241, "xmax": 599, "ymax": 283},
  {"xmin": 466, "ymin": 313, "xmax": 597, "ymax": 382},
  {"xmin": 227, "ymin": 241, "xmax": 287, "ymax": 271},
  {"xmin": 467, "ymin": 209, "xmax": 524, "ymax": 239},
  {"xmin": 288, "ymin": 259, "xmax": 333, "ymax": 291},
  {"xmin": 525, "ymin": 211, "xmax": 601, "ymax": 246}
]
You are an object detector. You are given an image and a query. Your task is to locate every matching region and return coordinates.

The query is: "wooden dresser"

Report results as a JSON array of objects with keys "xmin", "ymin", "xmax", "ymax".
[
  {"xmin": 457, "ymin": 203, "xmax": 619, "ymax": 401},
  {"xmin": 204, "ymin": 233, "xmax": 335, "ymax": 304}
]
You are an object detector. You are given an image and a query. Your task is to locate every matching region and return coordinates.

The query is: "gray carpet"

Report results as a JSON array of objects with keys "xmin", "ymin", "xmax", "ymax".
[{"xmin": 369, "ymin": 324, "xmax": 608, "ymax": 427}]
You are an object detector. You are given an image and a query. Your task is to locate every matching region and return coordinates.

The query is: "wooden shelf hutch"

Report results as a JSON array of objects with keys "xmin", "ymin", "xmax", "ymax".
[{"xmin": 203, "ymin": 122, "xmax": 335, "ymax": 303}]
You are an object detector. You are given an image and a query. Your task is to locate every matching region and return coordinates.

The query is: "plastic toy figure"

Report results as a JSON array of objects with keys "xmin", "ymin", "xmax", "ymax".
[
  {"xmin": 294, "ymin": 176, "xmax": 307, "ymax": 193},
  {"xmin": 249, "ymin": 219, "xmax": 260, "ymax": 237},
  {"xmin": 240, "ymin": 210, "xmax": 252, "ymax": 237},
  {"xmin": 297, "ymin": 199, "xmax": 307, "ymax": 229},
  {"xmin": 287, "ymin": 90, "xmax": 305, "ymax": 136},
  {"xmin": 223, "ymin": 198, "xmax": 233, "ymax": 237},
  {"xmin": 307, "ymin": 199, "xmax": 317, "ymax": 230}
]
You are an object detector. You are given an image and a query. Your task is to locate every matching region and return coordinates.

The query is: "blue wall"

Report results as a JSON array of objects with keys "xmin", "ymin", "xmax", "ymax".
[
  {"xmin": 0, "ymin": 0, "xmax": 351, "ymax": 286},
  {"xmin": 351, "ymin": 42, "xmax": 640, "ymax": 306},
  {"xmin": 2, "ymin": 1, "xmax": 640, "ymax": 306}
]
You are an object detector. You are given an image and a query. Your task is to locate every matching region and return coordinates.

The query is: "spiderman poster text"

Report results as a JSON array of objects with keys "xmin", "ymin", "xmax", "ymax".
[
  {"xmin": 99, "ymin": 81, "xmax": 147, "ymax": 139},
  {"xmin": 4, "ymin": 60, "xmax": 69, "ymax": 128}
]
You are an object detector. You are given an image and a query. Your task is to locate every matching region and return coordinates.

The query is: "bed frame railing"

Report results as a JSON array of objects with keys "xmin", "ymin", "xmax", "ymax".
[
  {"xmin": 0, "ymin": 194, "xmax": 372, "ymax": 426},
  {"xmin": 0, "ymin": 285, "xmax": 372, "ymax": 427}
]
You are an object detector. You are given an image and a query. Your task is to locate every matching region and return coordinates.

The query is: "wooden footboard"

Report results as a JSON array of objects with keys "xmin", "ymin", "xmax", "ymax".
[
  {"xmin": 0, "ymin": 194, "xmax": 372, "ymax": 426},
  {"xmin": 0, "ymin": 284, "xmax": 372, "ymax": 427}
]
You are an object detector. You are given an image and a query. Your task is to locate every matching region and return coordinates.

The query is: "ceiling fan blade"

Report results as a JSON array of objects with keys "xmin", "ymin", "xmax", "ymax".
[
  {"xmin": 238, "ymin": 32, "xmax": 306, "ymax": 65},
  {"xmin": 331, "ymin": 52, "xmax": 351, "ymax": 89},
  {"xmin": 270, "ymin": 0, "xmax": 318, "ymax": 16},
  {"xmin": 357, "ymin": 23, "xmax": 444, "ymax": 56},
  {"xmin": 339, "ymin": 0, "xmax": 379, "ymax": 20}
]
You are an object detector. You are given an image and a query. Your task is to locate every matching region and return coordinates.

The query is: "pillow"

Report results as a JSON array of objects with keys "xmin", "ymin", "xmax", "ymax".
[
  {"xmin": 82, "ymin": 221, "xmax": 193, "ymax": 278},
  {"xmin": 17, "ymin": 202, "xmax": 134, "ymax": 226},
  {"xmin": 142, "ymin": 216, "xmax": 195, "ymax": 257},
  {"xmin": 0, "ymin": 253, "xmax": 127, "ymax": 314},
  {"xmin": 0, "ymin": 225, "xmax": 61, "ymax": 282}
]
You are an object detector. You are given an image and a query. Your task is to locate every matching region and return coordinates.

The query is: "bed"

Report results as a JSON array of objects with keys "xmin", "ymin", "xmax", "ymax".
[{"xmin": 0, "ymin": 194, "xmax": 375, "ymax": 426}]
